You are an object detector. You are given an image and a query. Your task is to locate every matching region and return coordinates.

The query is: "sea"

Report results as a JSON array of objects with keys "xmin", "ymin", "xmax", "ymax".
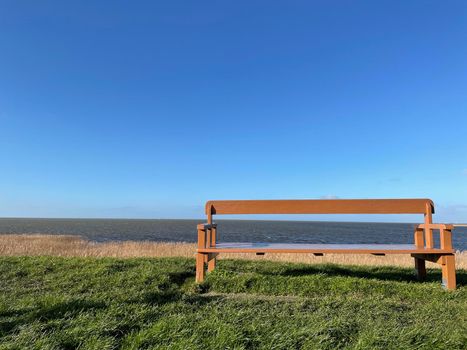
[{"xmin": 0, "ymin": 218, "xmax": 465, "ymax": 251}]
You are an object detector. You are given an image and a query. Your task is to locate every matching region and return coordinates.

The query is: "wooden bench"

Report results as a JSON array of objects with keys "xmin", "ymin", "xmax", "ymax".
[{"xmin": 195, "ymin": 199, "xmax": 457, "ymax": 289}]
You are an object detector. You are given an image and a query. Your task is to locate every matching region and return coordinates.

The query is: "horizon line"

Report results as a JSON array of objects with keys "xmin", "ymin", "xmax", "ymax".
[{"xmin": 1, "ymin": 216, "xmax": 466, "ymax": 226}]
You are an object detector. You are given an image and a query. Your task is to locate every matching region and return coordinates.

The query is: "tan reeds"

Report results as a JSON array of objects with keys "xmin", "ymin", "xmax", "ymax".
[{"xmin": 0, "ymin": 234, "xmax": 465, "ymax": 269}]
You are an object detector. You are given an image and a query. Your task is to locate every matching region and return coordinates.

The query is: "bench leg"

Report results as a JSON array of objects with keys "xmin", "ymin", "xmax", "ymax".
[
  {"xmin": 196, "ymin": 253, "xmax": 206, "ymax": 283},
  {"xmin": 414, "ymin": 257, "xmax": 426, "ymax": 280},
  {"xmin": 441, "ymin": 255, "xmax": 456, "ymax": 290},
  {"xmin": 207, "ymin": 253, "xmax": 217, "ymax": 272}
]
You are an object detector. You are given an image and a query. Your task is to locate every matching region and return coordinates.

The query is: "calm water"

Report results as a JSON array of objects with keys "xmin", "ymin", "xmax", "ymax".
[
  {"xmin": 0, "ymin": 218, "xmax": 465, "ymax": 251},
  {"xmin": 0, "ymin": 218, "xmax": 467, "ymax": 250}
]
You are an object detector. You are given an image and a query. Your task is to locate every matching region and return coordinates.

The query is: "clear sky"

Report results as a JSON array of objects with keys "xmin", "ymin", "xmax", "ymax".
[{"xmin": 1, "ymin": 1, "xmax": 466, "ymax": 222}]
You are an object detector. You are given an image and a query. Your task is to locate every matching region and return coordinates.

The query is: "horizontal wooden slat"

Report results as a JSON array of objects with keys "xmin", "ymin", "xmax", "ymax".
[
  {"xmin": 206, "ymin": 199, "xmax": 434, "ymax": 215},
  {"xmin": 197, "ymin": 223, "xmax": 217, "ymax": 230},
  {"xmin": 416, "ymin": 223, "xmax": 453, "ymax": 230},
  {"xmin": 197, "ymin": 243, "xmax": 453, "ymax": 254}
]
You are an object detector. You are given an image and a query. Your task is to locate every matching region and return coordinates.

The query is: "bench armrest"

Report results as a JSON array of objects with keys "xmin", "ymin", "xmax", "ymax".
[
  {"xmin": 197, "ymin": 223, "xmax": 217, "ymax": 249},
  {"xmin": 414, "ymin": 223, "xmax": 453, "ymax": 250}
]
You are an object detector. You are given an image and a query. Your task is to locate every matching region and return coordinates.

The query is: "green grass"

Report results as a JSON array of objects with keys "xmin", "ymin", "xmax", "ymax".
[{"xmin": 0, "ymin": 257, "xmax": 465, "ymax": 349}]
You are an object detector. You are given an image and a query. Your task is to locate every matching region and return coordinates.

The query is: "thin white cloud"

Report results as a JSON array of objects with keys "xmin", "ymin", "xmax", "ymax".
[
  {"xmin": 434, "ymin": 204, "xmax": 467, "ymax": 224},
  {"xmin": 462, "ymin": 169, "xmax": 467, "ymax": 176},
  {"xmin": 320, "ymin": 195, "xmax": 340, "ymax": 199}
]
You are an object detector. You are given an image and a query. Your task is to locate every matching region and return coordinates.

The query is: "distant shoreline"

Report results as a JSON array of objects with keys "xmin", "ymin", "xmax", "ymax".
[{"xmin": 0, "ymin": 234, "xmax": 465, "ymax": 269}]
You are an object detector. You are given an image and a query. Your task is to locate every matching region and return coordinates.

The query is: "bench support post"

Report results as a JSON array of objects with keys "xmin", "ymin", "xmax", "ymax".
[
  {"xmin": 196, "ymin": 253, "xmax": 206, "ymax": 282},
  {"xmin": 207, "ymin": 226, "xmax": 217, "ymax": 272},
  {"xmin": 424, "ymin": 203, "xmax": 434, "ymax": 248},
  {"xmin": 207, "ymin": 253, "xmax": 218, "ymax": 272},
  {"xmin": 196, "ymin": 227, "xmax": 207, "ymax": 283},
  {"xmin": 414, "ymin": 257, "xmax": 426, "ymax": 280},
  {"xmin": 413, "ymin": 228, "xmax": 426, "ymax": 280},
  {"xmin": 438, "ymin": 226, "xmax": 456, "ymax": 289},
  {"xmin": 441, "ymin": 255, "xmax": 456, "ymax": 290},
  {"xmin": 411, "ymin": 254, "xmax": 456, "ymax": 290},
  {"xmin": 196, "ymin": 219, "xmax": 218, "ymax": 282}
]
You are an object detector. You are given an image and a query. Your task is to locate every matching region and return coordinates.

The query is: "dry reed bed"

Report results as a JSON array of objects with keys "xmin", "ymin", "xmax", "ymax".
[{"xmin": 0, "ymin": 234, "xmax": 465, "ymax": 269}]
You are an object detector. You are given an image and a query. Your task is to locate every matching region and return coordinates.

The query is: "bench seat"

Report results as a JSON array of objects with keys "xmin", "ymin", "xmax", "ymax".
[{"xmin": 199, "ymin": 243, "xmax": 455, "ymax": 254}]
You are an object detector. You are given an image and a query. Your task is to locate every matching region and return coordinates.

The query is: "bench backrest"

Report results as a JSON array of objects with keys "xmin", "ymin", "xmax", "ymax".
[{"xmin": 205, "ymin": 199, "xmax": 434, "ymax": 221}]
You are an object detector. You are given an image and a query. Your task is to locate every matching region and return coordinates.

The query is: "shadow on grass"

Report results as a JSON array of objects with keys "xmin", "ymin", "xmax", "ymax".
[
  {"xmin": 255, "ymin": 264, "xmax": 467, "ymax": 286},
  {"xmin": 0, "ymin": 299, "xmax": 107, "ymax": 336},
  {"xmin": 143, "ymin": 268, "xmax": 195, "ymax": 303},
  {"xmin": 34, "ymin": 299, "xmax": 107, "ymax": 321},
  {"xmin": 167, "ymin": 269, "xmax": 195, "ymax": 286}
]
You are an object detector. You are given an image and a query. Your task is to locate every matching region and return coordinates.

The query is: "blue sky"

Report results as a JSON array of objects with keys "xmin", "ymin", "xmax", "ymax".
[{"xmin": 1, "ymin": 1, "xmax": 466, "ymax": 222}]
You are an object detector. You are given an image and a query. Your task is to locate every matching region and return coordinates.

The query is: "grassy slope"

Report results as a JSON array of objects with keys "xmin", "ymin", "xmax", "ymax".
[{"xmin": 0, "ymin": 257, "xmax": 465, "ymax": 350}]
